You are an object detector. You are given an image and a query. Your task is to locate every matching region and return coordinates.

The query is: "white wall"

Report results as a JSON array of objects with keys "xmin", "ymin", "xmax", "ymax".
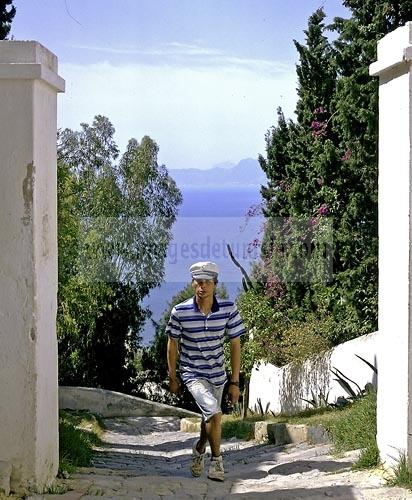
[
  {"xmin": 370, "ymin": 22, "xmax": 412, "ymax": 468},
  {"xmin": 0, "ymin": 41, "xmax": 64, "ymax": 494},
  {"xmin": 249, "ymin": 331, "xmax": 379, "ymax": 414}
]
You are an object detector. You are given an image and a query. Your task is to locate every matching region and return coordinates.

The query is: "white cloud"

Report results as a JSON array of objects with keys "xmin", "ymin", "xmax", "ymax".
[
  {"xmin": 58, "ymin": 59, "xmax": 297, "ymax": 170},
  {"xmin": 164, "ymin": 42, "xmax": 224, "ymax": 57},
  {"xmin": 66, "ymin": 41, "xmax": 292, "ymax": 75}
]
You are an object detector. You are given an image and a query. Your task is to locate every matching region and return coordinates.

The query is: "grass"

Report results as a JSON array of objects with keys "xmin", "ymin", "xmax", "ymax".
[
  {"xmin": 46, "ymin": 482, "xmax": 70, "ymax": 494},
  {"xmin": 387, "ymin": 453, "xmax": 412, "ymax": 490},
  {"xmin": 222, "ymin": 390, "xmax": 379, "ymax": 469},
  {"xmin": 221, "ymin": 415, "xmax": 255, "ymax": 439},
  {"xmin": 59, "ymin": 409, "xmax": 105, "ymax": 473},
  {"xmin": 321, "ymin": 391, "xmax": 378, "ymax": 468}
]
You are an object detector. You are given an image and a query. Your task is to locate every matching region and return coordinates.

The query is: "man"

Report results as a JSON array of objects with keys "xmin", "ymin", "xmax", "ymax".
[{"xmin": 166, "ymin": 261, "xmax": 245, "ymax": 482}]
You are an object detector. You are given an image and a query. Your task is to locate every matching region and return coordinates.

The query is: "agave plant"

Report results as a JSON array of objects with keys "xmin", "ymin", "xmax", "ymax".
[
  {"xmin": 331, "ymin": 354, "xmax": 377, "ymax": 402},
  {"xmin": 301, "ymin": 389, "xmax": 332, "ymax": 408}
]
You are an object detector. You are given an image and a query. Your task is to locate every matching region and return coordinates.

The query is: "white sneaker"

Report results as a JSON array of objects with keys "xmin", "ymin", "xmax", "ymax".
[
  {"xmin": 191, "ymin": 441, "xmax": 205, "ymax": 477},
  {"xmin": 207, "ymin": 455, "xmax": 225, "ymax": 482}
]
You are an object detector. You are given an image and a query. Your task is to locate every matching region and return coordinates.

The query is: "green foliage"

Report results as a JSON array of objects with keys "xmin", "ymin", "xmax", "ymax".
[
  {"xmin": 221, "ymin": 417, "xmax": 254, "ymax": 440},
  {"xmin": 354, "ymin": 441, "xmax": 380, "ymax": 470},
  {"xmin": 301, "ymin": 389, "xmax": 332, "ymax": 409},
  {"xmin": 323, "ymin": 390, "xmax": 378, "ymax": 463},
  {"xmin": 330, "ymin": 366, "xmax": 364, "ymax": 400},
  {"xmin": 57, "ymin": 115, "xmax": 182, "ymax": 392},
  {"xmin": 244, "ymin": 2, "xmax": 412, "ymax": 364},
  {"xmin": 59, "ymin": 410, "xmax": 103, "ymax": 472},
  {"xmin": 248, "ymin": 397, "xmax": 278, "ymax": 418},
  {"xmin": 46, "ymin": 483, "xmax": 70, "ymax": 495},
  {"xmin": 329, "ymin": 354, "xmax": 377, "ymax": 405},
  {"xmin": 0, "ymin": 0, "xmax": 15, "ymax": 39},
  {"xmin": 235, "ymin": 288, "xmax": 333, "ymax": 371}
]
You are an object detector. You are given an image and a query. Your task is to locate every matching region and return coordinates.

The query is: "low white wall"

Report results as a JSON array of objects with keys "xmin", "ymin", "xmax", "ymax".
[
  {"xmin": 59, "ymin": 386, "xmax": 200, "ymax": 418},
  {"xmin": 249, "ymin": 331, "xmax": 379, "ymax": 414}
]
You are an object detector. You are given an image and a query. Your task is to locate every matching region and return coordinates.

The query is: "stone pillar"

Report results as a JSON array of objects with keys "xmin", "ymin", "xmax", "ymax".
[
  {"xmin": 0, "ymin": 42, "xmax": 64, "ymax": 494},
  {"xmin": 370, "ymin": 23, "xmax": 412, "ymax": 468}
]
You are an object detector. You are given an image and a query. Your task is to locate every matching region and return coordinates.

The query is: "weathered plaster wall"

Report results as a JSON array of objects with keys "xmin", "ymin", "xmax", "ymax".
[
  {"xmin": 0, "ymin": 41, "xmax": 64, "ymax": 494},
  {"xmin": 249, "ymin": 331, "xmax": 379, "ymax": 415}
]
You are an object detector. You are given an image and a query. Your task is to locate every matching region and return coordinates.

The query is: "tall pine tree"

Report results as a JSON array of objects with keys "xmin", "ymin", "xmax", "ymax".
[
  {"xmin": 255, "ymin": 1, "xmax": 412, "ymax": 352},
  {"xmin": 259, "ymin": 9, "xmax": 339, "ymax": 323}
]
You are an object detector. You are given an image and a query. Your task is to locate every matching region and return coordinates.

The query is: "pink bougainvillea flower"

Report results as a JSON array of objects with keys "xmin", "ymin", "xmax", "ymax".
[{"xmin": 318, "ymin": 203, "xmax": 329, "ymax": 216}]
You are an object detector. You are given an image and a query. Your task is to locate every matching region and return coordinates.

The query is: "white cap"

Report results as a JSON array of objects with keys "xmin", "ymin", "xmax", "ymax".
[{"xmin": 189, "ymin": 261, "xmax": 219, "ymax": 280}]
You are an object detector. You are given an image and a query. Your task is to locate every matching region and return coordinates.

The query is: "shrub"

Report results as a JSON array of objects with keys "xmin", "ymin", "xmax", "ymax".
[{"xmin": 236, "ymin": 288, "xmax": 333, "ymax": 369}]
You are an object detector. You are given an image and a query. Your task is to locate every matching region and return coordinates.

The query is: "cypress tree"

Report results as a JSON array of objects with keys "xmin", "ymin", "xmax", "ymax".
[{"xmin": 258, "ymin": 1, "xmax": 412, "ymax": 348}]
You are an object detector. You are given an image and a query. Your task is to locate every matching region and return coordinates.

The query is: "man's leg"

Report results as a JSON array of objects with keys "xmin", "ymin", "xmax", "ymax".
[
  {"xmin": 206, "ymin": 412, "xmax": 224, "ymax": 481},
  {"xmin": 186, "ymin": 380, "xmax": 225, "ymax": 479},
  {"xmin": 196, "ymin": 411, "xmax": 221, "ymax": 455},
  {"xmin": 205, "ymin": 412, "xmax": 221, "ymax": 457},
  {"xmin": 196, "ymin": 420, "xmax": 208, "ymax": 453}
]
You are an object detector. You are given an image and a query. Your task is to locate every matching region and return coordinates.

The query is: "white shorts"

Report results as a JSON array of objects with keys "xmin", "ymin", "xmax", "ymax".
[{"xmin": 186, "ymin": 379, "xmax": 225, "ymax": 422}]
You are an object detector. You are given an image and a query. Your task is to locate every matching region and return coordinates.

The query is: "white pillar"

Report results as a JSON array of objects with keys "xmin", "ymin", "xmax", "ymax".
[
  {"xmin": 370, "ymin": 23, "xmax": 412, "ymax": 469},
  {"xmin": 0, "ymin": 42, "xmax": 64, "ymax": 494}
]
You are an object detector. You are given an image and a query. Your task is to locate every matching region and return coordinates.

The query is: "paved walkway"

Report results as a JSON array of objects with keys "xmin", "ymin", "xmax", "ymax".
[{"xmin": 28, "ymin": 416, "xmax": 412, "ymax": 499}]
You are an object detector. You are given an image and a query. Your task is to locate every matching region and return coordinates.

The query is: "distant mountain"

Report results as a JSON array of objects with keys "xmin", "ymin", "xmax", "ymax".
[
  {"xmin": 211, "ymin": 161, "xmax": 236, "ymax": 170},
  {"xmin": 169, "ymin": 158, "xmax": 265, "ymax": 188}
]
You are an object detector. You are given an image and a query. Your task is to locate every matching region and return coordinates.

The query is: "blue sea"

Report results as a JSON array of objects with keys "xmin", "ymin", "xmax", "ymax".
[{"xmin": 141, "ymin": 186, "xmax": 263, "ymax": 344}]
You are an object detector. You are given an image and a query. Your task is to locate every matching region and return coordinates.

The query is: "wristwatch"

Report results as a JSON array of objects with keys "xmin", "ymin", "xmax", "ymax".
[{"xmin": 228, "ymin": 381, "xmax": 239, "ymax": 386}]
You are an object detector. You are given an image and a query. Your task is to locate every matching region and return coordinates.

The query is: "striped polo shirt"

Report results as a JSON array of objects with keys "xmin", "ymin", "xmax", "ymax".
[{"xmin": 166, "ymin": 295, "xmax": 246, "ymax": 386}]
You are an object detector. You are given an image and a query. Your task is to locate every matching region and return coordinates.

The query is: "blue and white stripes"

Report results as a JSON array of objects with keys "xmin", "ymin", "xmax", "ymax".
[{"xmin": 167, "ymin": 296, "xmax": 246, "ymax": 386}]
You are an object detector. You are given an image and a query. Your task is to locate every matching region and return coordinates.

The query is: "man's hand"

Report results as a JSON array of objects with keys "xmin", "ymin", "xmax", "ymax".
[
  {"xmin": 169, "ymin": 376, "xmax": 181, "ymax": 395},
  {"xmin": 167, "ymin": 337, "xmax": 180, "ymax": 394},
  {"xmin": 228, "ymin": 383, "xmax": 240, "ymax": 404}
]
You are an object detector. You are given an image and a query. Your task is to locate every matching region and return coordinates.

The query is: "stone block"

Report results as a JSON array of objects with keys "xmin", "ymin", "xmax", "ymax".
[
  {"xmin": 267, "ymin": 423, "xmax": 330, "ymax": 446},
  {"xmin": 307, "ymin": 425, "xmax": 330, "ymax": 444},
  {"xmin": 253, "ymin": 421, "xmax": 269, "ymax": 442},
  {"xmin": 180, "ymin": 417, "xmax": 201, "ymax": 432}
]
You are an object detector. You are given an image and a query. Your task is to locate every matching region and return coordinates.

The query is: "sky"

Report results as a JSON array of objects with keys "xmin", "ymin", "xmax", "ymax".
[{"xmin": 11, "ymin": 0, "xmax": 349, "ymax": 170}]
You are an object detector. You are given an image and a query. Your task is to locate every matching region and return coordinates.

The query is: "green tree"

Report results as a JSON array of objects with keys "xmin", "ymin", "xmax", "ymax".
[
  {"xmin": 259, "ymin": 9, "xmax": 338, "ymax": 321},
  {"xmin": 57, "ymin": 116, "xmax": 182, "ymax": 392},
  {"xmin": 327, "ymin": 0, "xmax": 412, "ymax": 339},
  {"xmin": 0, "ymin": 0, "xmax": 15, "ymax": 40},
  {"xmin": 246, "ymin": 2, "xmax": 412, "ymax": 364}
]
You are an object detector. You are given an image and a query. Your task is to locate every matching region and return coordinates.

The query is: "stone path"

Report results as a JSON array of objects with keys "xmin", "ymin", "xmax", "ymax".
[{"xmin": 27, "ymin": 416, "xmax": 412, "ymax": 499}]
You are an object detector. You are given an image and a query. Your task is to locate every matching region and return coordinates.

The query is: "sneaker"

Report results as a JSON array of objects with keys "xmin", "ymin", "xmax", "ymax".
[
  {"xmin": 207, "ymin": 455, "xmax": 225, "ymax": 482},
  {"xmin": 191, "ymin": 441, "xmax": 205, "ymax": 477}
]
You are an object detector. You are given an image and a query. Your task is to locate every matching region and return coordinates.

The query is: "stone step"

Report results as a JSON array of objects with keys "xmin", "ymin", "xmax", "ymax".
[{"xmin": 180, "ymin": 417, "xmax": 330, "ymax": 446}]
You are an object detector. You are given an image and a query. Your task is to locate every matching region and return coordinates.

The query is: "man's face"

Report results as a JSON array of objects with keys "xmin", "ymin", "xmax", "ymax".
[{"xmin": 192, "ymin": 278, "xmax": 216, "ymax": 299}]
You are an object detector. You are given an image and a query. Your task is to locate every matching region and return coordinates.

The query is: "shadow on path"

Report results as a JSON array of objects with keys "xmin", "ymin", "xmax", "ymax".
[
  {"xmin": 268, "ymin": 459, "xmax": 353, "ymax": 475},
  {"xmin": 229, "ymin": 485, "xmax": 357, "ymax": 498}
]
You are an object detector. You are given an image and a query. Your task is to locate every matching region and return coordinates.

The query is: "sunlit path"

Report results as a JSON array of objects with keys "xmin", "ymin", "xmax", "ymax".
[{"xmin": 26, "ymin": 416, "xmax": 412, "ymax": 499}]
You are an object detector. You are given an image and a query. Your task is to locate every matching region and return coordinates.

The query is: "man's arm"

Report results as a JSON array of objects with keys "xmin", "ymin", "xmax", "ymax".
[
  {"xmin": 228, "ymin": 337, "xmax": 241, "ymax": 403},
  {"xmin": 167, "ymin": 337, "xmax": 181, "ymax": 394}
]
